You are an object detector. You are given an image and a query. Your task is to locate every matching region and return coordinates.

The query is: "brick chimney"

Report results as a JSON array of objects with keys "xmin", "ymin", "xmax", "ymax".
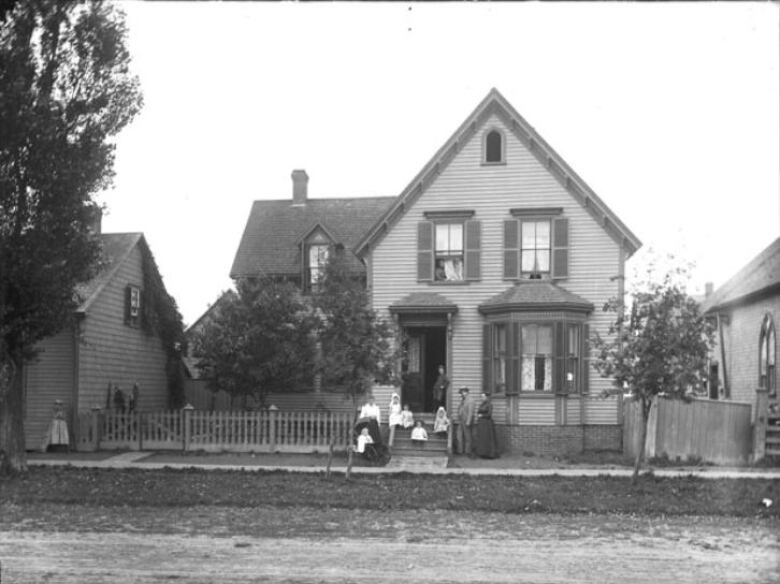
[{"xmin": 291, "ymin": 169, "xmax": 309, "ymax": 206}]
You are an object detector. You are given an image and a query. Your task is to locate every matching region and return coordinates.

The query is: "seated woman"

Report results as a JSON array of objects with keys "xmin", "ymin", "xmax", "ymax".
[
  {"xmin": 356, "ymin": 394, "xmax": 382, "ymax": 445},
  {"xmin": 433, "ymin": 406, "xmax": 450, "ymax": 437}
]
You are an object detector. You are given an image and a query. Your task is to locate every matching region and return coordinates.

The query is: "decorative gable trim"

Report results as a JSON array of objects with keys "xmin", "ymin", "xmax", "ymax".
[
  {"xmin": 355, "ymin": 88, "xmax": 641, "ymax": 259},
  {"xmin": 295, "ymin": 222, "xmax": 338, "ymax": 247}
]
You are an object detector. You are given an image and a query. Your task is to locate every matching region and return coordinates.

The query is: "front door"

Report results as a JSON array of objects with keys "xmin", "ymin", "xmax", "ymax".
[{"xmin": 401, "ymin": 326, "xmax": 447, "ymax": 413}]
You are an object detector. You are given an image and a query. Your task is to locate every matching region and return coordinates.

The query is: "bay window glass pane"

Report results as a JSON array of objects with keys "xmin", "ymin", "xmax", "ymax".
[
  {"xmin": 537, "ymin": 325, "xmax": 552, "ymax": 354},
  {"xmin": 769, "ymin": 329, "xmax": 776, "ymax": 365}
]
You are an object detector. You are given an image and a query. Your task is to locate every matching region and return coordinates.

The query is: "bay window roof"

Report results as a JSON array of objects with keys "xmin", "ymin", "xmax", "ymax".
[{"xmin": 479, "ymin": 281, "xmax": 593, "ymax": 315}]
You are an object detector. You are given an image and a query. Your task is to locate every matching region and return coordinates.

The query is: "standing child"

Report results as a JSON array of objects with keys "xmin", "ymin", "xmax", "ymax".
[
  {"xmin": 400, "ymin": 404, "xmax": 414, "ymax": 429},
  {"xmin": 387, "ymin": 392, "xmax": 402, "ymax": 447}
]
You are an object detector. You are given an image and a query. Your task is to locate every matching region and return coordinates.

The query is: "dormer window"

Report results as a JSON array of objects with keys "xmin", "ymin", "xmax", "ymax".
[
  {"xmin": 306, "ymin": 243, "xmax": 329, "ymax": 293},
  {"xmin": 484, "ymin": 129, "xmax": 505, "ymax": 164}
]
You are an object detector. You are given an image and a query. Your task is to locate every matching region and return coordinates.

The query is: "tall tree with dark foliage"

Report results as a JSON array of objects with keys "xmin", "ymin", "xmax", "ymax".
[{"xmin": 0, "ymin": 0, "xmax": 142, "ymax": 473}]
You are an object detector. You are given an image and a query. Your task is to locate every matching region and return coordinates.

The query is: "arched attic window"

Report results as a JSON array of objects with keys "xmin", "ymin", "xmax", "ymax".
[
  {"xmin": 484, "ymin": 129, "xmax": 504, "ymax": 164},
  {"xmin": 759, "ymin": 314, "xmax": 776, "ymax": 397}
]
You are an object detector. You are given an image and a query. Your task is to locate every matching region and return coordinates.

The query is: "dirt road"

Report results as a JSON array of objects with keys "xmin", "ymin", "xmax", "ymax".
[{"xmin": 1, "ymin": 507, "xmax": 778, "ymax": 583}]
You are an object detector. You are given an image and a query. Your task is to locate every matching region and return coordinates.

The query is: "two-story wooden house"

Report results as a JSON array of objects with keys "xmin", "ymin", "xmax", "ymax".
[
  {"xmin": 232, "ymin": 89, "xmax": 641, "ymax": 454},
  {"xmin": 23, "ymin": 224, "xmax": 181, "ymax": 450}
]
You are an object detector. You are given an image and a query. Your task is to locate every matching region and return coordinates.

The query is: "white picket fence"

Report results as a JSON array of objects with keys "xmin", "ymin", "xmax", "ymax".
[{"xmin": 76, "ymin": 409, "xmax": 355, "ymax": 453}]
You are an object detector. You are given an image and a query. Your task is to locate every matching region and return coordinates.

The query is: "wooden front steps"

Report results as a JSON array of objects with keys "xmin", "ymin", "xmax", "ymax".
[{"xmin": 387, "ymin": 412, "xmax": 448, "ymax": 458}]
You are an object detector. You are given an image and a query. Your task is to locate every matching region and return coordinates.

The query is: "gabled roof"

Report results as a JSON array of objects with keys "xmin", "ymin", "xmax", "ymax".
[
  {"xmin": 230, "ymin": 197, "xmax": 396, "ymax": 279},
  {"xmin": 479, "ymin": 281, "xmax": 593, "ymax": 315},
  {"xmin": 75, "ymin": 233, "xmax": 143, "ymax": 313},
  {"xmin": 702, "ymin": 237, "xmax": 780, "ymax": 313},
  {"xmin": 356, "ymin": 88, "xmax": 642, "ymax": 258}
]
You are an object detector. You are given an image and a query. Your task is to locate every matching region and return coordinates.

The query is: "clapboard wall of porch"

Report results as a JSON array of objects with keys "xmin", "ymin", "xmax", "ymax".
[{"xmin": 368, "ymin": 113, "xmax": 625, "ymax": 425}]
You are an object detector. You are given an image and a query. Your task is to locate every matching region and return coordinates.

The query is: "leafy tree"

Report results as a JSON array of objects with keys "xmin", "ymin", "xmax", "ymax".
[
  {"xmin": 314, "ymin": 247, "xmax": 399, "ymax": 406},
  {"xmin": 192, "ymin": 279, "xmax": 318, "ymax": 408},
  {"xmin": 0, "ymin": 0, "xmax": 142, "ymax": 473},
  {"xmin": 592, "ymin": 258, "xmax": 715, "ymax": 481}
]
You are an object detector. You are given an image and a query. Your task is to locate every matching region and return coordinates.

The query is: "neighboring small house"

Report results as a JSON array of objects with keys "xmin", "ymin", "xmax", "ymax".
[
  {"xmin": 23, "ymin": 228, "xmax": 179, "ymax": 450},
  {"xmin": 231, "ymin": 88, "xmax": 642, "ymax": 455},
  {"xmin": 702, "ymin": 237, "xmax": 779, "ymax": 409}
]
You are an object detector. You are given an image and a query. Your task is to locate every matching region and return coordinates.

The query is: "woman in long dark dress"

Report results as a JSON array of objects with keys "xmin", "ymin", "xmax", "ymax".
[{"xmin": 474, "ymin": 392, "xmax": 498, "ymax": 459}]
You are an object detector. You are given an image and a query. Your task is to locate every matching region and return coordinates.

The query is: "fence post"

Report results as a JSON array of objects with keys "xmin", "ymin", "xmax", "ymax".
[
  {"xmin": 91, "ymin": 408, "xmax": 101, "ymax": 451},
  {"xmin": 753, "ymin": 388, "xmax": 768, "ymax": 463},
  {"xmin": 269, "ymin": 407, "xmax": 277, "ymax": 452},
  {"xmin": 183, "ymin": 405, "xmax": 194, "ymax": 452}
]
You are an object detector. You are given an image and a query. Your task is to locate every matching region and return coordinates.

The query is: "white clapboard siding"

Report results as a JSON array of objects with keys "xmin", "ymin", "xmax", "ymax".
[
  {"xmin": 369, "ymin": 113, "xmax": 623, "ymax": 419},
  {"xmin": 584, "ymin": 394, "xmax": 622, "ymax": 424},
  {"xmin": 518, "ymin": 397, "xmax": 556, "ymax": 425},
  {"xmin": 24, "ymin": 329, "xmax": 75, "ymax": 450}
]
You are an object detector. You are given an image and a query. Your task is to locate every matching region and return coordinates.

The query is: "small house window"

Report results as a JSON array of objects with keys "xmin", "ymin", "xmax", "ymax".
[
  {"xmin": 125, "ymin": 285, "xmax": 141, "ymax": 327},
  {"xmin": 485, "ymin": 129, "xmax": 503, "ymax": 163},
  {"xmin": 434, "ymin": 222, "xmax": 464, "ymax": 281}
]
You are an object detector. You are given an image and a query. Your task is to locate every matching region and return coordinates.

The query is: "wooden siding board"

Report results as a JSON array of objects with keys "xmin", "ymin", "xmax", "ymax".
[{"xmin": 370, "ymin": 114, "xmax": 623, "ymax": 416}]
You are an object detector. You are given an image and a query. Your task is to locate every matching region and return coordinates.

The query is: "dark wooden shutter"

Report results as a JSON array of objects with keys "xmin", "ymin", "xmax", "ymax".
[
  {"xmin": 581, "ymin": 323, "xmax": 590, "ymax": 395},
  {"xmin": 482, "ymin": 323, "xmax": 492, "ymax": 394},
  {"xmin": 417, "ymin": 221, "xmax": 434, "ymax": 282},
  {"xmin": 124, "ymin": 285, "xmax": 132, "ymax": 324},
  {"xmin": 554, "ymin": 321, "xmax": 566, "ymax": 393},
  {"xmin": 507, "ymin": 322, "xmax": 519, "ymax": 394},
  {"xmin": 503, "ymin": 220, "xmax": 519, "ymax": 279},
  {"xmin": 464, "ymin": 220, "xmax": 481, "ymax": 281},
  {"xmin": 552, "ymin": 217, "xmax": 569, "ymax": 279}
]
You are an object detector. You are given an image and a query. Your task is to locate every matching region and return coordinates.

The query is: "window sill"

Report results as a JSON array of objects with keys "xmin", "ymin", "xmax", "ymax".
[
  {"xmin": 430, "ymin": 280, "xmax": 470, "ymax": 286},
  {"xmin": 481, "ymin": 161, "xmax": 507, "ymax": 167},
  {"xmin": 517, "ymin": 392, "xmax": 555, "ymax": 399}
]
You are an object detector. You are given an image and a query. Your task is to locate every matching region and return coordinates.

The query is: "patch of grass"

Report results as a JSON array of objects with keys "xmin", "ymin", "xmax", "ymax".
[{"xmin": 0, "ymin": 467, "xmax": 778, "ymax": 519}]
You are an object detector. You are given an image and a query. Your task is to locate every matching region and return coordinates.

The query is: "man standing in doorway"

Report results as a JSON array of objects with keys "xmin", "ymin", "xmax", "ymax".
[{"xmin": 456, "ymin": 386, "xmax": 476, "ymax": 456}]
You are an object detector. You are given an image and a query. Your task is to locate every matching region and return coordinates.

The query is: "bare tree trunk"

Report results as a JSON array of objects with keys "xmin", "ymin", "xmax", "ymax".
[
  {"xmin": 632, "ymin": 397, "xmax": 651, "ymax": 484},
  {"xmin": 0, "ymin": 355, "xmax": 28, "ymax": 474}
]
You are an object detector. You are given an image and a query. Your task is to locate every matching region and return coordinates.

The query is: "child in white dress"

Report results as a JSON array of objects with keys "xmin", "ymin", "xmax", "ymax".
[
  {"xmin": 411, "ymin": 420, "xmax": 428, "ymax": 443},
  {"xmin": 400, "ymin": 404, "xmax": 414, "ymax": 429},
  {"xmin": 387, "ymin": 392, "xmax": 402, "ymax": 447}
]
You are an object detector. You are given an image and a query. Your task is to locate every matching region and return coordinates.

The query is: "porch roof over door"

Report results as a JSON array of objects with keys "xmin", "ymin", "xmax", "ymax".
[{"xmin": 389, "ymin": 292, "xmax": 458, "ymax": 315}]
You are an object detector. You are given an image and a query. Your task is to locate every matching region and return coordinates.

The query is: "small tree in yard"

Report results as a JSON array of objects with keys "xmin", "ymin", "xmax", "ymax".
[
  {"xmin": 0, "ymin": 1, "xmax": 142, "ymax": 473},
  {"xmin": 314, "ymin": 247, "xmax": 399, "ymax": 407},
  {"xmin": 592, "ymin": 259, "xmax": 715, "ymax": 481},
  {"xmin": 192, "ymin": 279, "xmax": 318, "ymax": 408}
]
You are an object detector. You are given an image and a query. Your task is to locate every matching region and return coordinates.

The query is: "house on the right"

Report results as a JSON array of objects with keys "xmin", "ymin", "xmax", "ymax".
[
  {"xmin": 356, "ymin": 89, "xmax": 642, "ymax": 455},
  {"xmin": 702, "ymin": 237, "xmax": 779, "ymax": 459}
]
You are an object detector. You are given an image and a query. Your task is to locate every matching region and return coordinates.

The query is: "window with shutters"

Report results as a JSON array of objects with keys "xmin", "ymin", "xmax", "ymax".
[
  {"xmin": 504, "ymin": 210, "xmax": 569, "ymax": 280},
  {"xmin": 418, "ymin": 213, "xmax": 480, "ymax": 283},
  {"xmin": 125, "ymin": 284, "xmax": 141, "ymax": 327}
]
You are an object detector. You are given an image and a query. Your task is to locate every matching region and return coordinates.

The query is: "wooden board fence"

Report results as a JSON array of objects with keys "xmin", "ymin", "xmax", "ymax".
[
  {"xmin": 76, "ymin": 409, "xmax": 355, "ymax": 454},
  {"xmin": 624, "ymin": 397, "xmax": 752, "ymax": 465}
]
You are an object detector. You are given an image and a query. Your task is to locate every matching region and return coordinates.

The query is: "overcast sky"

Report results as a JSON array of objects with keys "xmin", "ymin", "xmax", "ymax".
[{"xmin": 98, "ymin": 1, "xmax": 780, "ymax": 326}]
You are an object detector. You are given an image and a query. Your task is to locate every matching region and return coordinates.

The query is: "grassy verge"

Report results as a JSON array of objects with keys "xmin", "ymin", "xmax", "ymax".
[{"xmin": 1, "ymin": 466, "xmax": 778, "ymax": 518}]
